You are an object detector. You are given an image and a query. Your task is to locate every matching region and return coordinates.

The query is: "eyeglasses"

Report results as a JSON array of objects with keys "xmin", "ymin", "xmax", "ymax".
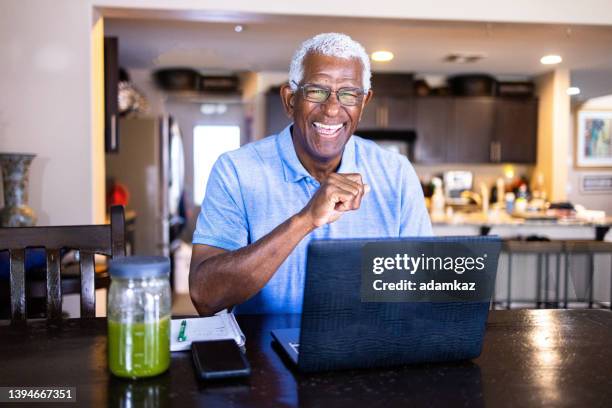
[{"xmin": 292, "ymin": 81, "xmax": 365, "ymax": 107}]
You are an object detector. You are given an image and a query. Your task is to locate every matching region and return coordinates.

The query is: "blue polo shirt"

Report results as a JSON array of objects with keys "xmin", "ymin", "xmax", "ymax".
[{"xmin": 193, "ymin": 125, "xmax": 433, "ymax": 314}]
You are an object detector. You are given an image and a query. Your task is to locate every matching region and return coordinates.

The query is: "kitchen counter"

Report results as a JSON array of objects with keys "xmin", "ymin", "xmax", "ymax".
[{"xmin": 431, "ymin": 212, "xmax": 612, "ymax": 240}]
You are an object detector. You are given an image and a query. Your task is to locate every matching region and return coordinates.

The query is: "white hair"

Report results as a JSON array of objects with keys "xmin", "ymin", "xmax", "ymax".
[{"xmin": 289, "ymin": 32, "xmax": 371, "ymax": 91}]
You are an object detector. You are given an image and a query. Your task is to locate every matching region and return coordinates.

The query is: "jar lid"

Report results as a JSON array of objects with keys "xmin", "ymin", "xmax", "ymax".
[{"xmin": 109, "ymin": 256, "xmax": 170, "ymax": 279}]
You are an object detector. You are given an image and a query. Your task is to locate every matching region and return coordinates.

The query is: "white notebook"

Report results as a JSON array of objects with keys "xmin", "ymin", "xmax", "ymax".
[{"xmin": 170, "ymin": 310, "xmax": 246, "ymax": 352}]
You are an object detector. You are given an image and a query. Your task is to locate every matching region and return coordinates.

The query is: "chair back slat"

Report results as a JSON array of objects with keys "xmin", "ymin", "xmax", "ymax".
[
  {"xmin": 111, "ymin": 206, "xmax": 126, "ymax": 258},
  {"xmin": 0, "ymin": 226, "xmax": 111, "ymax": 254},
  {"xmin": 79, "ymin": 250, "xmax": 96, "ymax": 318},
  {"xmin": 9, "ymin": 249, "xmax": 26, "ymax": 323},
  {"xmin": 2, "ymin": 205, "xmax": 126, "ymax": 323},
  {"xmin": 45, "ymin": 249, "xmax": 62, "ymax": 320}
]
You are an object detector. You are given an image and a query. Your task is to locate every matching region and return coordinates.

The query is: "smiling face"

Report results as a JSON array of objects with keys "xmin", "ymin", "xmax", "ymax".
[{"xmin": 281, "ymin": 53, "xmax": 372, "ymax": 172}]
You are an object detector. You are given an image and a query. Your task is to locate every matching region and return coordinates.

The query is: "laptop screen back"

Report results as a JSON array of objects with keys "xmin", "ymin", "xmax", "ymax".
[{"xmin": 297, "ymin": 236, "xmax": 501, "ymax": 372}]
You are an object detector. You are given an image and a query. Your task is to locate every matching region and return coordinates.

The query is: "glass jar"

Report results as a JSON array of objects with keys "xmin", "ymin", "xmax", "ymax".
[{"xmin": 107, "ymin": 256, "xmax": 171, "ymax": 379}]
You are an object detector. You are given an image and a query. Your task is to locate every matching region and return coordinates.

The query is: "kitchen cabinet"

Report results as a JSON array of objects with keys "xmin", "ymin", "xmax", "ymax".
[
  {"xmin": 357, "ymin": 96, "xmax": 415, "ymax": 130},
  {"xmin": 414, "ymin": 97, "xmax": 451, "ymax": 163},
  {"xmin": 448, "ymin": 98, "xmax": 495, "ymax": 163},
  {"xmin": 358, "ymin": 73, "xmax": 414, "ymax": 131},
  {"xmin": 415, "ymin": 97, "xmax": 496, "ymax": 164},
  {"xmin": 370, "ymin": 73, "xmax": 414, "ymax": 97},
  {"xmin": 414, "ymin": 96, "xmax": 537, "ymax": 164},
  {"xmin": 493, "ymin": 98, "xmax": 538, "ymax": 163},
  {"xmin": 386, "ymin": 97, "xmax": 415, "ymax": 129}
]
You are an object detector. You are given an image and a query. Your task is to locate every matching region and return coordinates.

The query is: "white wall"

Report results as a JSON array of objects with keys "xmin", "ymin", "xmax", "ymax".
[{"xmin": 0, "ymin": 0, "xmax": 100, "ymax": 225}]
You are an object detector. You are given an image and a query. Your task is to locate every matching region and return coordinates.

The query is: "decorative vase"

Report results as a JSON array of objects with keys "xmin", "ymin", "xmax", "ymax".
[{"xmin": 0, "ymin": 153, "xmax": 37, "ymax": 227}]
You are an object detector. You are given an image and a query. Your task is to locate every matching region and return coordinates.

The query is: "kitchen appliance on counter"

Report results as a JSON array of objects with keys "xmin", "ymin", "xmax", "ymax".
[{"xmin": 444, "ymin": 171, "xmax": 473, "ymax": 205}]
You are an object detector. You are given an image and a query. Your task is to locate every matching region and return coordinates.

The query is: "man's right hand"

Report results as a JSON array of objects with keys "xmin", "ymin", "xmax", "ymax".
[{"xmin": 300, "ymin": 173, "xmax": 370, "ymax": 229}]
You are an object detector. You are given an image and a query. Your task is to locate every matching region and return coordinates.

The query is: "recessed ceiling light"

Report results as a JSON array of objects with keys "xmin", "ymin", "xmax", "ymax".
[
  {"xmin": 234, "ymin": 25, "xmax": 243, "ymax": 33},
  {"xmin": 371, "ymin": 51, "xmax": 394, "ymax": 62},
  {"xmin": 540, "ymin": 55, "xmax": 562, "ymax": 65},
  {"xmin": 567, "ymin": 87, "xmax": 581, "ymax": 96}
]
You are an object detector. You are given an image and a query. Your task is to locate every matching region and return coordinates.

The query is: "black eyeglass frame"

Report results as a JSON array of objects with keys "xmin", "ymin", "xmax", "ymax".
[{"xmin": 291, "ymin": 80, "xmax": 366, "ymax": 107}]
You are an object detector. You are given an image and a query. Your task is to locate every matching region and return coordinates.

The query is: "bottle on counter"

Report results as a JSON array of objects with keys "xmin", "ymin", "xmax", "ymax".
[
  {"xmin": 431, "ymin": 177, "xmax": 446, "ymax": 218},
  {"xmin": 505, "ymin": 192, "xmax": 515, "ymax": 214},
  {"xmin": 478, "ymin": 182, "xmax": 490, "ymax": 214},
  {"xmin": 495, "ymin": 178, "xmax": 505, "ymax": 207},
  {"xmin": 514, "ymin": 184, "xmax": 528, "ymax": 213}
]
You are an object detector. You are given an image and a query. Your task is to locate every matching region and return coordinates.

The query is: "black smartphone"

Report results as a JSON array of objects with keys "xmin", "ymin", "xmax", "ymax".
[{"xmin": 191, "ymin": 340, "xmax": 251, "ymax": 380}]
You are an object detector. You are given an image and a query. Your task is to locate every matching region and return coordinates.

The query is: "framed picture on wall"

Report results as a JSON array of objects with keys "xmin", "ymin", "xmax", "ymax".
[{"xmin": 576, "ymin": 110, "xmax": 612, "ymax": 167}]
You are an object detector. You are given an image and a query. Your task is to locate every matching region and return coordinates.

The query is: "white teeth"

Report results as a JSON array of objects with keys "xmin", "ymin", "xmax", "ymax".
[{"xmin": 313, "ymin": 122, "xmax": 343, "ymax": 130}]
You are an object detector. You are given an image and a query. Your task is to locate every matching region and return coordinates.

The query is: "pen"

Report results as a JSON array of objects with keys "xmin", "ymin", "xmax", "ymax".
[{"xmin": 178, "ymin": 320, "xmax": 187, "ymax": 342}]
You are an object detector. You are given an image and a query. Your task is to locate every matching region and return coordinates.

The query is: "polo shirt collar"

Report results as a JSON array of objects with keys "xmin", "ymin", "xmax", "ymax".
[{"xmin": 278, "ymin": 124, "xmax": 357, "ymax": 183}]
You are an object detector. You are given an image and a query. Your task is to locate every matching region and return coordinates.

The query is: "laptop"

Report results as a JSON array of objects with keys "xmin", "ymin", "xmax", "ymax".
[{"xmin": 271, "ymin": 236, "xmax": 501, "ymax": 373}]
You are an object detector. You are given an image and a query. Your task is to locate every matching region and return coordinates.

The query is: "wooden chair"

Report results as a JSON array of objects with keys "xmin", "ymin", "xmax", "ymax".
[{"xmin": 0, "ymin": 205, "xmax": 125, "ymax": 323}]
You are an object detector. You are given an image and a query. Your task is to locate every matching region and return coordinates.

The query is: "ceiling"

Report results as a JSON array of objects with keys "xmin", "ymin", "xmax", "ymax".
[{"xmin": 106, "ymin": 14, "xmax": 612, "ymax": 76}]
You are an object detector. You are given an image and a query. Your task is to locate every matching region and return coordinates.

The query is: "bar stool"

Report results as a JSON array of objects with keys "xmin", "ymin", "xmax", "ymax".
[
  {"xmin": 563, "ymin": 240, "xmax": 612, "ymax": 310},
  {"xmin": 502, "ymin": 240, "xmax": 564, "ymax": 310}
]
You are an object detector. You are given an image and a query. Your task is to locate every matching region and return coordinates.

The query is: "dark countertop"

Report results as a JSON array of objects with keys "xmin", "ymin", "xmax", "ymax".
[{"xmin": 1, "ymin": 309, "xmax": 611, "ymax": 407}]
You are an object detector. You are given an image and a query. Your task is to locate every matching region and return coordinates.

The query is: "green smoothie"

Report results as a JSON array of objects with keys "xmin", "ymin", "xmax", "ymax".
[{"xmin": 108, "ymin": 316, "xmax": 170, "ymax": 378}]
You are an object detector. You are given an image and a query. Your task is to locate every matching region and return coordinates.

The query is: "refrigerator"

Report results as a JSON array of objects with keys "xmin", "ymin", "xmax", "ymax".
[{"xmin": 105, "ymin": 116, "xmax": 185, "ymax": 257}]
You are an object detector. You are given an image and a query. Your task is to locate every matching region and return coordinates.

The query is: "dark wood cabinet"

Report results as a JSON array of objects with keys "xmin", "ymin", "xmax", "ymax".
[
  {"xmin": 414, "ymin": 96, "xmax": 537, "ymax": 164},
  {"xmin": 370, "ymin": 73, "xmax": 414, "ymax": 97},
  {"xmin": 414, "ymin": 97, "xmax": 451, "ymax": 163},
  {"xmin": 448, "ymin": 98, "xmax": 495, "ymax": 163},
  {"xmin": 357, "ymin": 96, "xmax": 414, "ymax": 131},
  {"xmin": 350, "ymin": 73, "xmax": 415, "ymax": 131},
  {"xmin": 386, "ymin": 97, "xmax": 415, "ymax": 129},
  {"xmin": 357, "ymin": 96, "xmax": 379, "ymax": 129},
  {"xmin": 493, "ymin": 98, "xmax": 538, "ymax": 163}
]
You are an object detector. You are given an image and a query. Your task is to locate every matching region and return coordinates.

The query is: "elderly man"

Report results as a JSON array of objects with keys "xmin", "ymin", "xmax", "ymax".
[{"xmin": 190, "ymin": 33, "xmax": 432, "ymax": 315}]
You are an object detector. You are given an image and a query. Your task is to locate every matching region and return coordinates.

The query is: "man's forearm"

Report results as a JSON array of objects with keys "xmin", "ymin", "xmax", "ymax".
[{"xmin": 190, "ymin": 212, "xmax": 315, "ymax": 315}]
